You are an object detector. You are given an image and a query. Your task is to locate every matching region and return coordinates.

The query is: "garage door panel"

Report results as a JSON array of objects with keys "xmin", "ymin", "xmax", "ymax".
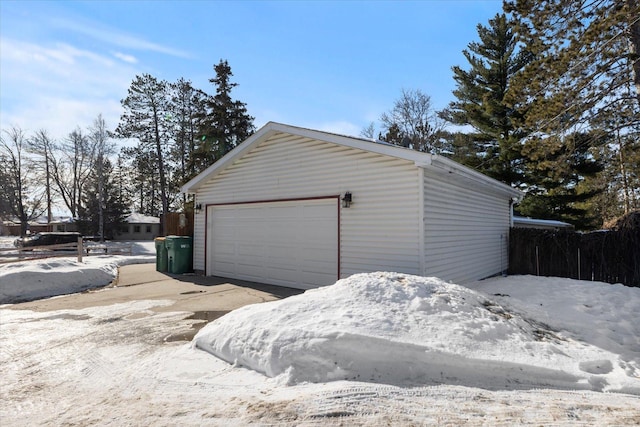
[{"xmin": 207, "ymin": 199, "xmax": 338, "ymax": 289}]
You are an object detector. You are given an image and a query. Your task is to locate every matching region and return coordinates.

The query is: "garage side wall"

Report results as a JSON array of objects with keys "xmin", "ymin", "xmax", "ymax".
[
  {"xmin": 423, "ymin": 168, "xmax": 511, "ymax": 283},
  {"xmin": 193, "ymin": 132, "xmax": 421, "ymax": 279}
]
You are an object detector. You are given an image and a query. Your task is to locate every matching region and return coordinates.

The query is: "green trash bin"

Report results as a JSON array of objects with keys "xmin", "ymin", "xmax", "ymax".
[
  {"xmin": 165, "ymin": 236, "xmax": 193, "ymax": 274},
  {"xmin": 155, "ymin": 237, "xmax": 168, "ymax": 272}
]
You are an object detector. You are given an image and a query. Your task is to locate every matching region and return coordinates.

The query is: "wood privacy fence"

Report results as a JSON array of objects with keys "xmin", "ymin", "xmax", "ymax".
[
  {"xmin": 162, "ymin": 212, "xmax": 194, "ymax": 237},
  {"xmin": 509, "ymin": 228, "xmax": 639, "ymax": 287}
]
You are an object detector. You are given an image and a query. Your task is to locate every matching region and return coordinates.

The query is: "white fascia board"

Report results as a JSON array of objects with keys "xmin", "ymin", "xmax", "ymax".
[
  {"xmin": 513, "ymin": 216, "xmax": 573, "ymax": 228},
  {"xmin": 425, "ymin": 155, "xmax": 523, "ymax": 200}
]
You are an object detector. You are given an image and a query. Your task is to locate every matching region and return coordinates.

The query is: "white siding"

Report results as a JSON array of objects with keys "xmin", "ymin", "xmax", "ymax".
[
  {"xmin": 193, "ymin": 132, "xmax": 421, "ymax": 278},
  {"xmin": 423, "ymin": 168, "xmax": 511, "ymax": 283}
]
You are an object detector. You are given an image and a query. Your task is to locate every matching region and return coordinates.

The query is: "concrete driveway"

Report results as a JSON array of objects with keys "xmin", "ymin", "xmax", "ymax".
[{"xmin": 12, "ymin": 263, "xmax": 304, "ymax": 338}]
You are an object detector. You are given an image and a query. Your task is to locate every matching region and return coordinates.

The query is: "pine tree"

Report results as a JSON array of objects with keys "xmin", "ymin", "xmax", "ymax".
[
  {"xmin": 120, "ymin": 145, "xmax": 161, "ymax": 216},
  {"xmin": 77, "ymin": 159, "xmax": 130, "ymax": 238},
  {"xmin": 116, "ymin": 74, "xmax": 172, "ymax": 231},
  {"xmin": 441, "ymin": 13, "xmax": 532, "ymax": 186},
  {"xmin": 195, "ymin": 60, "xmax": 255, "ymax": 169},
  {"xmin": 516, "ymin": 131, "xmax": 605, "ymax": 229},
  {"xmin": 167, "ymin": 78, "xmax": 207, "ymax": 203},
  {"xmin": 505, "ymin": 0, "xmax": 640, "ymax": 217}
]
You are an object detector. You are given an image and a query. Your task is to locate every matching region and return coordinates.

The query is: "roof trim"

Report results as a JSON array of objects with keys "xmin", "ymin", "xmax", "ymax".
[
  {"xmin": 513, "ymin": 216, "xmax": 574, "ymax": 228},
  {"xmin": 181, "ymin": 122, "xmax": 523, "ymax": 200}
]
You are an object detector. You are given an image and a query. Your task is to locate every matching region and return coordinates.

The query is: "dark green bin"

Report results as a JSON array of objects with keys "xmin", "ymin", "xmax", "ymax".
[
  {"xmin": 154, "ymin": 237, "xmax": 168, "ymax": 272},
  {"xmin": 165, "ymin": 236, "xmax": 193, "ymax": 274}
]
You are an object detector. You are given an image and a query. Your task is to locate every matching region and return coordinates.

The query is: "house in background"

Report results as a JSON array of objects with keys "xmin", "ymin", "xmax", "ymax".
[
  {"xmin": 512, "ymin": 216, "xmax": 574, "ymax": 230},
  {"xmin": 1, "ymin": 216, "xmax": 77, "ymax": 236},
  {"xmin": 182, "ymin": 122, "xmax": 523, "ymax": 289},
  {"xmin": 115, "ymin": 213, "xmax": 160, "ymax": 240}
]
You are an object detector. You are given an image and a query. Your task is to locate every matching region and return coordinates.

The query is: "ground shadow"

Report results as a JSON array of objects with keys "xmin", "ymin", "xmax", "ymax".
[{"xmin": 165, "ymin": 272, "xmax": 305, "ymax": 299}]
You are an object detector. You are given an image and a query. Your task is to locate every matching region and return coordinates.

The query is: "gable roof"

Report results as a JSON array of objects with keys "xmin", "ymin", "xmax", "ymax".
[
  {"xmin": 181, "ymin": 121, "xmax": 523, "ymax": 200},
  {"xmin": 126, "ymin": 213, "xmax": 160, "ymax": 224}
]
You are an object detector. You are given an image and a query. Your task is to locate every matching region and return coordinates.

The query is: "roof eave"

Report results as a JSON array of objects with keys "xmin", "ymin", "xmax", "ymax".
[
  {"xmin": 426, "ymin": 155, "xmax": 523, "ymax": 200},
  {"xmin": 181, "ymin": 121, "xmax": 524, "ymax": 201}
]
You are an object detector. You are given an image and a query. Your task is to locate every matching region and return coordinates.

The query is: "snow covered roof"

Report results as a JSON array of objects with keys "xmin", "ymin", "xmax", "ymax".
[
  {"xmin": 182, "ymin": 122, "xmax": 523, "ymax": 200},
  {"xmin": 513, "ymin": 216, "xmax": 574, "ymax": 229},
  {"xmin": 126, "ymin": 213, "xmax": 160, "ymax": 224},
  {"xmin": 2, "ymin": 216, "xmax": 75, "ymax": 225}
]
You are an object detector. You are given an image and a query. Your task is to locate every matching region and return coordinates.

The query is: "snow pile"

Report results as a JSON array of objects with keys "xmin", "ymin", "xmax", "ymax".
[
  {"xmin": 194, "ymin": 272, "xmax": 640, "ymax": 393},
  {"xmin": 0, "ymin": 255, "xmax": 152, "ymax": 304},
  {"xmin": 0, "ymin": 239, "xmax": 155, "ymax": 304},
  {"xmin": 468, "ymin": 275, "xmax": 640, "ymax": 380}
]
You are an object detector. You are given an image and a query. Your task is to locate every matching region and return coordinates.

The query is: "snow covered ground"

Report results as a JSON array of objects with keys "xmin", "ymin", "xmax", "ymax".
[
  {"xmin": 0, "ymin": 238, "xmax": 155, "ymax": 303},
  {"xmin": 1, "ymin": 237, "xmax": 639, "ymax": 425}
]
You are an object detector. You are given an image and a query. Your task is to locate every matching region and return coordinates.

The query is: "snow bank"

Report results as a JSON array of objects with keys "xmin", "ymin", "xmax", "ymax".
[
  {"xmin": 194, "ymin": 272, "xmax": 640, "ymax": 393},
  {"xmin": 0, "ymin": 246, "xmax": 154, "ymax": 304},
  {"xmin": 467, "ymin": 275, "xmax": 640, "ymax": 379}
]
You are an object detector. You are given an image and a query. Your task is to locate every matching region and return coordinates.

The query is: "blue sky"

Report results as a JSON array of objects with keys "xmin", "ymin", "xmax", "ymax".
[{"xmin": 1, "ymin": 0, "xmax": 503, "ymax": 143}]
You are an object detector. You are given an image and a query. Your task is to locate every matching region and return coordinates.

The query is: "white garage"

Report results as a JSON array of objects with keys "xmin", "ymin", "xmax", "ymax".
[
  {"xmin": 206, "ymin": 199, "xmax": 338, "ymax": 289},
  {"xmin": 182, "ymin": 122, "xmax": 522, "ymax": 289}
]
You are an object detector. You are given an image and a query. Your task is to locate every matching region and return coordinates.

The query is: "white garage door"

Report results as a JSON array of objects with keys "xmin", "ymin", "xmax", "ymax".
[{"xmin": 206, "ymin": 198, "xmax": 338, "ymax": 289}]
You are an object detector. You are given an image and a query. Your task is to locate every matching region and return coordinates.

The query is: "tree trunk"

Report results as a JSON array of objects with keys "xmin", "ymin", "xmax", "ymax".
[
  {"xmin": 618, "ymin": 129, "xmax": 631, "ymax": 214},
  {"xmin": 629, "ymin": 0, "xmax": 640, "ymax": 102},
  {"xmin": 45, "ymin": 150, "xmax": 52, "ymax": 223},
  {"xmin": 153, "ymin": 108, "xmax": 169, "ymax": 233}
]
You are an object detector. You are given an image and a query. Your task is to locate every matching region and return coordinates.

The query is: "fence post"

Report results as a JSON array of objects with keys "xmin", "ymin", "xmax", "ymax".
[
  {"xmin": 77, "ymin": 237, "xmax": 83, "ymax": 263},
  {"xmin": 535, "ymin": 246, "xmax": 540, "ymax": 276},
  {"xmin": 577, "ymin": 247, "xmax": 581, "ymax": 280}
]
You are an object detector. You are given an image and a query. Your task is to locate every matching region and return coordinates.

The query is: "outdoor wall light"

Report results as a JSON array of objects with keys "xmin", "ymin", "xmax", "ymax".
[
  {"xmin": 195, "ymin": 203, "xmax": 203, "ymax": 214},
  {"xmin": 342, "ymin": 192, "xmax": 353, "ymax": 208}
]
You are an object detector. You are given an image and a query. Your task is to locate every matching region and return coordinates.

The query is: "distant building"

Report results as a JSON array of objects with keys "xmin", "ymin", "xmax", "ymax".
[
  {"xmin": 115, "ymin": 213, "xmax": 160, "ymax": 240},
  {"xmin": 1, "ymin": 216, "xmax": 77, "ymax": 236}
]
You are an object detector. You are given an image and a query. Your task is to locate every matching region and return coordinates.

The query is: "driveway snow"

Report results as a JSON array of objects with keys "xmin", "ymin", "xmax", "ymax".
[{"xmin": 1, "ymin": 240, "xmax": 639, "ymax": 425}]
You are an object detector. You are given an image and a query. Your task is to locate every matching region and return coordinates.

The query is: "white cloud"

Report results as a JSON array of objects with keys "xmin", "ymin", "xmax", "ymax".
[
  {"xmin": 0, "ymin": 37, "xmax": 135, "ymax": 140},
  {"xmin": 50, "ymin": 17, "xmax": 191, "ymax": 59},
  {"xmin": 113, "ymin": 52, "xmax": 138, "ymax": 64}
]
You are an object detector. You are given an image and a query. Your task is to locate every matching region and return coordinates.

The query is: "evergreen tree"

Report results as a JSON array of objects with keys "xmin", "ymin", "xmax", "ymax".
[
  {"xmin": 116, "ymin": 74, "xmax": 171, "ymax": 231},
  {"xmin": 167, "ymin": 78, "xmax": 207, "ymax": 207},
  {"xmin": 77, "ymin": 159, "xmax": 130, "ymax": 238},
  {"xmin": 441, "ymin": 13, "xmax": 532, "ymax": 186},
  {"xmin": 195, "ymin": 60, "xmax": 255, "ymax": 169},
  {"xmin": 516, "ymin": 131, "xmax": 605, "ymax": 229},
  {"xmin": 505, "ymin": 0, "xmax": 640, "ymax": 217},
  {"xmin": 120, "ymin": 145, "xmax": 161, "ymax": 216}
]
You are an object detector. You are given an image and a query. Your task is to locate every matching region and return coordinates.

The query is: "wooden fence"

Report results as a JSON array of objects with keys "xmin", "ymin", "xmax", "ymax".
[
  {"xmin": 509, "ymin": 228, "xmax": 639, "ymax": 287},
  {"xmin": 0, "ymin": 238, "xmax": 132, "ymax": 264},
  {"xmin": 162, "ymin": 212, "xmax": 194, "ymax": 237}
]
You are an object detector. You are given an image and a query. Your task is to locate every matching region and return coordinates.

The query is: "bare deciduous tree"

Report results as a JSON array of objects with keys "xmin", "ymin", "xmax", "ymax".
[
  {"xmin": 380, "ymin": 88, "xmax": 447, "ymax": 153},
  {"xmin": 0, "ymin": 126, "xmax": 45, "ymax": 235}
]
